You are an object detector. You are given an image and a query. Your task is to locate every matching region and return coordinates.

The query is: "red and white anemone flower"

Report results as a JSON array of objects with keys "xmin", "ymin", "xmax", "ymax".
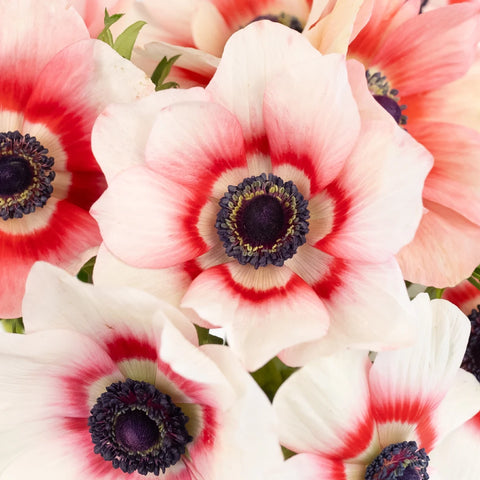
[
  {"xmin": 125, "ymin": 0, "xmax": 313, "ymax": 87},
  {"xmin": 0, "ymin": 0, "xmax": 153, "ymax": 318},
  {"xmin": 0, "ymin": 262, "xmax": 283, "ymax": 479},
  {"xmin": 91, "ymin": 21, "xmax": 433, "ymax": 370},
  {"xmin": 272, "ymin": 293, "xmax": 480, "ymax": 480},
  {"xmin": 308, "ymin": 0, "xmax": 480, "ymax": 287}
]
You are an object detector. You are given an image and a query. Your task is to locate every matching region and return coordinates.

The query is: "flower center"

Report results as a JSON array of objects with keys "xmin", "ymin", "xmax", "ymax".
[
  {"xmin": 0, "ymin": 131, "xmax": 54, "ymax": 220},
  {"xmin": 365, "ymin": 441, "xmax": 430, "ymax": 480},
  {"xmin": 250, "ymin": 13, "xmax": 304, "ymax": 32},
  {"xmin": 462, "ymin": 307, "xmax": 480, "ymax": 382},
  {"xmin": 88, "ymin": 378, "xmax": 193, "ymax": 476},
  {"xmin": 216, "ymin": 173, "xmax": 309, "ymax": 269},
  {"xmin": 366, "ymin": 70, "xmax": 407, "ymax": 125}
]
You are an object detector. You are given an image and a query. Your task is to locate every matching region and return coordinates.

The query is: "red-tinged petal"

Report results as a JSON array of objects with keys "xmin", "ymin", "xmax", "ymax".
[
  {"xmin": 264, "ymin": 54, "xmax": 361, "ymax": 196},
  {"xmin": 24, "ymin": 39, "xmax": 153, "ymax": 175},
  {"xmin": 317, "ymin": 120, "xmax": 432, "ymax": 262},
  {"xmin": 348, "ymin": 0, "xmax": 420, "ymax": 63},
  {"xmin": 92, "ymin": 88, "xmax": 209, "ymax": 183},
  {"xmin": 397, "ymin": 200, "xmax": 480, "ymax": 287},
  {"xmin": 0, "ymin": 0, "xmax": 89, "ymax": 111},
  {"xmin": 181, "ymin": 262, "xmax": 329, "ymax": 371},
  {"xmin": 429, "ymin": 411, "xmax": 480, "ymax": 480},
  {"xmin": 404, "ymin": 49, "xmax": 480, "ymax": 133},
  {"xmin": 91, "ymin": 165, "xmax": 210, "ymax": 268},
  {"xmin": 286, "ymin": 245, "xmax": 415, "ymax": 356},
  {"xmin": 408, "ymin": 121, "xmax": 480, "ymax": 225},
  {"xmin": 369, "ymin": 294, "xmax": 471, "ymax": 450},
  {"xmin": 274, "ymin": 350, "xmax": 379, "ymax": 462},
  {"xmin": 0, "ymin": 199, "xmax": 101, "ymax": 318},
  {"xmin": 443, "ymin": 280, "xmax": 480, "ymax": 315},
  {"xmin": 145, "ymin": 100, "xmax": 247, "ymax": 198},
  {"xmin": 271, "ymin": 453, "xmax": 363, "ymax": 480},
  {"xmin": 207, "ymin": 21, "xmax": 322, "ymax": 156},
  {"xmin": 371, "ymin": 3, "xmax": 480, "ymax": 96}
]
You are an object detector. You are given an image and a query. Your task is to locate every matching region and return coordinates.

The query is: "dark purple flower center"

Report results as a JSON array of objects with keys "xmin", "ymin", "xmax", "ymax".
[
  {"xmin": 250, "ymin": 13, "xmax": 304, "ymax": 32},
  {"xmin": 0, "ymin": 131, "xmax": 54, "ymax": 220},
  {"xmin": 365, "ymin": 441, "xmax": 430, "ymax": 480},
  {"xmin": 366, "ymin": 70, "xmax": 407, "ymax": 126},
  {"xmin": 88, "ymin": 378, "xmax": 192, "ymax": 476},
  {"xmin": 462, "ymin": 307, "xmax": 480, "ymax": 382},
  {"xmin": 216, "ymin": 173, "xmax": 310, "ymax": 268}
]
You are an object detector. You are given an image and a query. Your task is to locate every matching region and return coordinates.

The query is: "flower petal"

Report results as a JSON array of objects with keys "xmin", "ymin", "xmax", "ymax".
[
  {"xmin": 264, "ymin": 53, "xmax": 361, "ymax": 195},
  {"xmin": 181, "ymin": 261, "xmax": 329, "ymax": 371},
  {"xmin": 274, "ymin": 349, "xmax": 379, "ymax": 462},
  {"xmin": 397, "ymin": 200, "xmax": 480, "ymax": 287},
  {"xmin": 368, "ymin": 294, "xmax": 471, "ymax": 450}
]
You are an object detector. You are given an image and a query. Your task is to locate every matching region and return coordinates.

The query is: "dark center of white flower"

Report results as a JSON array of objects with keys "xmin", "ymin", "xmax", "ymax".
[
  {"xmin": 216, "ymin": 173, "xmax": 309, "ymax": 268},
  {"xmin": 365, "ymin": 441, "xmax": 430, "ymax": 480},
  {"xmin": 366, "ymin": 70, "xmax": 407, "ymax": 125},
  {"xmin": 0, "ymin": 131, "xmax": 54, "ymax": 220},
  {"xmin": 88, "ymin": 378, "xmax": 192, "ymax": 476},
  {"xmin": 462, "ymin": 307, "xmax": 480, "ymax": 382},
  {"xmin": 249, "ymin": 13, "xmax": 304, "ymax": 32}
]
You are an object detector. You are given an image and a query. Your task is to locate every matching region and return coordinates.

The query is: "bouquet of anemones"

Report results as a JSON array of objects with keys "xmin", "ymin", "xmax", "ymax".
[{"xmin": 0, "ymin": 1, "xmax": 479, "ymax": 479}]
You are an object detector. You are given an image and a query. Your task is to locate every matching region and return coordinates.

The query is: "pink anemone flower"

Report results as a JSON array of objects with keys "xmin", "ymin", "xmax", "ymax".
[
  {"xmin": 0, "ymin": 262, "xmax": 283, "ymax": 479},
  {"xmin": 272, "ymin": 293, "xmax": 480, "ymax": 480},
  {"xmin": 91, "ymin": 21, "xmax": 432, "ymax": 370},
  {"xmin": 319, "ymin": 0, "xmax": 480, "ymax": 287},
  {"xmin": 0, "ymin": 0, "xmax": 153, "ymax": 318}
]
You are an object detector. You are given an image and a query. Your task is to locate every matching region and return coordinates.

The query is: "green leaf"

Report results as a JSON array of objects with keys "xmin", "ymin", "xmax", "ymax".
[
  {"xmin": 151, "ymin": 55, "xmax": 181, "ymax": 90},
  {"xmin": 77, "ymin": 256, "xmax": 96, "ymax": 284},
  {"xmin": 2, "ymin": 317, "xmax": 24, "ymax": 334},
  {"xmin": 97, "ymin": 9, "xmax": 124, "ymax": 47},
  {"xmin": 195, "ymin": 325, "xmax": 224, "ymax": 345},
  {"xmin": 113, "ymin": 20, "xmax": 147, "ymax": 60},
  {"xmin": 251, "ymin": 357, "xmax": 298, "ymax": 402}
]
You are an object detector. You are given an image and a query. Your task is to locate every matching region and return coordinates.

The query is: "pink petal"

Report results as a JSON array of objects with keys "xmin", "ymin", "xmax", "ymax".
[
  {"xmin": 0, "ymin": 0, "xmax": 89, "ymax": 111},
  {"xmin": 264, "ymin": 54, "xmax": 361, "ymax": 195},
  {"xmin": 207, "ymin": 20, "xmax": 323, "ymax": 154},
  {"xmin": 409, "ymin": 121, "xmax": 480, "ymax": 225},
  {"xmin": 443, "ymin": 280, "xmax": 480, "ymax": 316},
  {"xmin": 274, "ymin": 349, "xmax": 378, "ymax": 462},
  {"xmin": 371, "ymin": 3, "xmax": 480, "ymax": 95},
  {"xmin": 397, "ymin": 200, "xmax": 480, "ymax": 287},
  {"xmin": 24, "ymin": 39, "xmax": 153, "ymax": 175},
  {"xmin": 92, "ymin": 88, "xmax": 209, "ymax": 182},
  {"xmin": 368, "ymin": 294, "xmax": 471, "ymax": 450},
  {"xmin": 316, "ymin": 119, "xmax": 432, "ymax": 262},
  {"xmin": 0, "ymin": 199, "xmax": 101, "ymax": 318},
  {"xmin": 91, "ymin": 165, "xmax": 211, "ymax": 268},
  {"xmin": 181, "ymin": 261, "xmax": 329, "ymax": 371}
]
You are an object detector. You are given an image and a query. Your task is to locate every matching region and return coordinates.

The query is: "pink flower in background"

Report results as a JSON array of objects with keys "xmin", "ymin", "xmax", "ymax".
[
  {"xmin": 332, "ymin": 0, "xmax": 480, "ymax": 287},
  {"xmin": 0, "ymin": 0, "xmax": 153, "ymax": 319},
  {"xmin": 0, "ymin": 262, "xmax": 282, "ymax": 479},
  {"xmin": 91, "ymin": 21, "xmax": 432, "ymax": 370},
  {"xmin": 272, "ymin": 294, "xmax": 480, "ymax": 480}
]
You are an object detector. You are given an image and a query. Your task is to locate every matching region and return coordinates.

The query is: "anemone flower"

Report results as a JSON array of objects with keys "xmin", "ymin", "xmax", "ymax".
[
  {"xmin": 272, "ymin": 293, "xmax": 480, "ymax": 480},
  {"xmin": 0, "ymin": 262, "xmax": 282, "ymax": 479},
  {"xmin": 0, "ymin": 0, "xmax": 153, "ymax": 318},
  {"xmin": 91, "ymin": 20, "xmax": 432, "ymax": 370},
  {"xmin": 317, "ymin": 0, "xmax": 480, "ymax": 287}
]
